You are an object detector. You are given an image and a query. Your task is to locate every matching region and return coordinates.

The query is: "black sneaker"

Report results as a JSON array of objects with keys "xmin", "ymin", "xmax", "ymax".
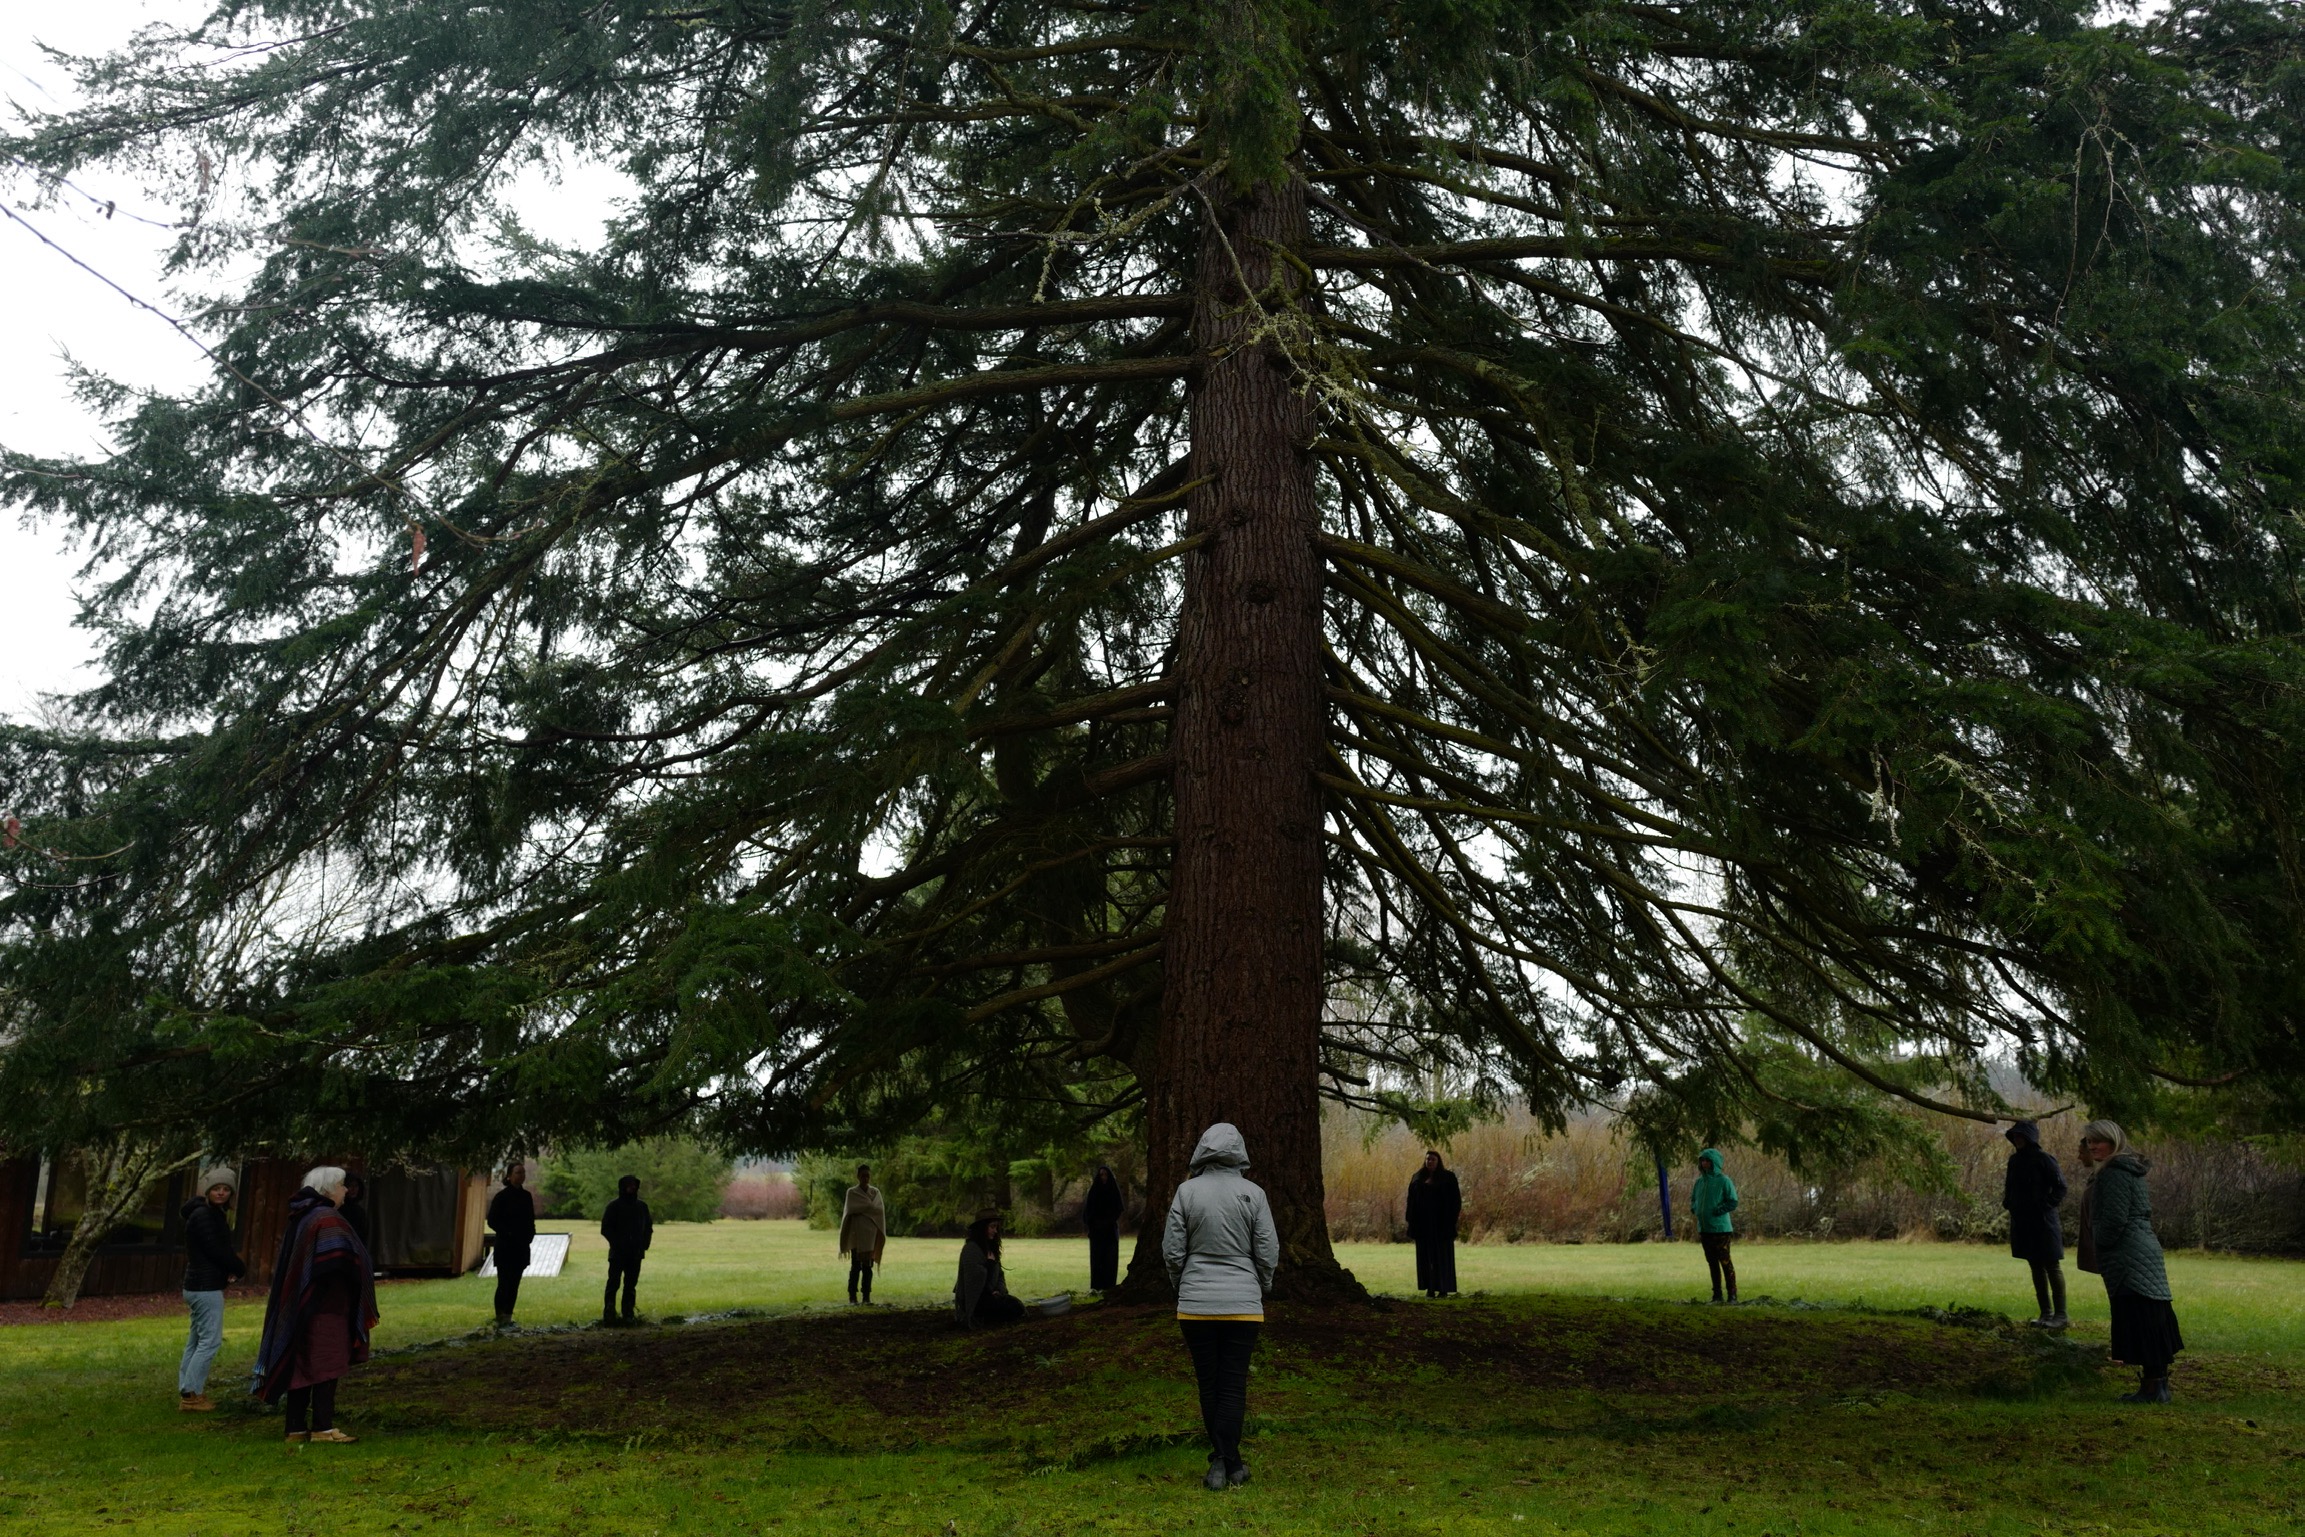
[
  {"xmin": 1203, "ymin": 1462, "xmax": 1228, "ymax": 1492},
  {"xmin": 1228, "ymin": 1464, "xmax": 1251, "ymax": 1488}
]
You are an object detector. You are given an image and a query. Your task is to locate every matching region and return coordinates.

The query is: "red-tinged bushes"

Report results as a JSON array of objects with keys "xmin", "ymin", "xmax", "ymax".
[{"xmin": 721, "ymin": 1170, "xmax": 806, "ymax": 1220}]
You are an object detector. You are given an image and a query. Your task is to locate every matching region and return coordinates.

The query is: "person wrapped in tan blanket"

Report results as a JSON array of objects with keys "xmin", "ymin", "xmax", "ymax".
[{"xmin": 839, "ymin": 1164, "xmax": 887, "ymax": 1304}]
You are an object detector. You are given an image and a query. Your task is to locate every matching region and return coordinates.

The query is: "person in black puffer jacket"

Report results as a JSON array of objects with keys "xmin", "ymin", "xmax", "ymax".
[
  {"xmin": 178, "ymin": 1167, "xmax": 246, "ymax": 1412},
  {"xmin": 598, "ymin": 1175, "xmax": 653, "ymax": 1325}
]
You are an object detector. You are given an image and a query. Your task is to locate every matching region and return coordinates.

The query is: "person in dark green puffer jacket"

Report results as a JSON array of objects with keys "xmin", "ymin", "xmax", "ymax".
[
  {"xmin": 2080, "ymin": 1119, "xmax": 2182, "ymax": 1404},
  {"xmin": 1691, "ymin": 1148, "xmax": 1739, "ymax": 1303}
]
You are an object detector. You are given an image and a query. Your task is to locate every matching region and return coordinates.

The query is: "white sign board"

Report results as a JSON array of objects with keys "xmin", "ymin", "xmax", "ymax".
[{"xmin": 478, "ymin": 1232, "xmax": 571, "ymax": 1278}]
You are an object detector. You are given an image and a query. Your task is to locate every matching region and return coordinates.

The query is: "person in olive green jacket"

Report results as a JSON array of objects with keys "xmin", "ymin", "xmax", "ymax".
[
  {"xmin": 2079, "ymin": 1119, "xmax": 2182, "ymax": 1403},
  {"xmin": 1692, "ymin": 1148, "xmax": 1739, "ymax": 1303}
]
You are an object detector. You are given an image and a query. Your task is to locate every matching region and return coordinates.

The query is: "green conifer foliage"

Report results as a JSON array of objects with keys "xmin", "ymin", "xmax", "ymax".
[
  {"xmin": 541, "ymin": 1139, "xmax": 734, "ymax": 1223},
  {"xmin": 2, "ymin": 1, "xmax": 2303, "ymax": 1281}
]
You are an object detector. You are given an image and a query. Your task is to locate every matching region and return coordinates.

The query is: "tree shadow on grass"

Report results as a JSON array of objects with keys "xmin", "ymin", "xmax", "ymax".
[{"xmin": 349, "ymin": 1293, "xmax": 2098, "ymax": 1461}]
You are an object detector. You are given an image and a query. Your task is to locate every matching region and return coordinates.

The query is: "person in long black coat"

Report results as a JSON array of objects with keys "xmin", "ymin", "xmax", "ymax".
[
  {"xmin": 1082, "ymin": 1165, "xmax": 1125, "ymax": 1291},
  {"xmin": 485, "ymin": 1163, "xmax": 537, "ymax": 1327},
  {"xmin": 338, "ymin": 1173, "xmax": 373, "ymax": 1269},
  {"xmin": 1404, "ymin": 1151, "xmax": 1462, "ymax": 1298},
  {"xmin": 599, "ymin": 1174, "xmax": 653, "ymax": 1325},
  {"xmin": 2001, "ymin": 1120, "xmax": 2069, "ymax": 1328}
]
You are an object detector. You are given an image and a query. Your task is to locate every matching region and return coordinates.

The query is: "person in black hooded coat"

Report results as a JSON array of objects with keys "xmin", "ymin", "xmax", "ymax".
[
  {"xmin": 337, "ymin": 1173, "xmax": 373, "ymax": 1269},
  {"xmin": 1082, "ymin": 1165, "xmax": 1124, "ymax": 1291},
  {"xmin": 598, "ymin": 1175, "xmax": 653, "ymax": 1325},
  {"xmin": 485, "ymin": 1163, "xmax": 537, "ymax": 1326},
  {"xmin": 1404, "ymin": 1151, "xmax": 1462, "ymax": 1298},
  {"xmin": 2001, "ymin": 1120, "xmax": 2069, "ymax": 1328}
]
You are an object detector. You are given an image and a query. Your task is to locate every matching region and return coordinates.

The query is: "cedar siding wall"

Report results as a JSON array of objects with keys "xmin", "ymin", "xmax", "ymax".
[{"xmin": 0, "ymin": 1156, "xmax": 489, "ymax": 1302}]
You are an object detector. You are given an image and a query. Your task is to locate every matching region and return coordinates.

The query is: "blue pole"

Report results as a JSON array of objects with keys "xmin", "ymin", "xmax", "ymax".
[{"xmin": 1655, "ymin": 1157, "xmax": 1674, "ymax": 1241}]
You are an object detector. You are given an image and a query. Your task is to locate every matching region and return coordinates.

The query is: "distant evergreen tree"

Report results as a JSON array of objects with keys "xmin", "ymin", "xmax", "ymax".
[
  {"xmin": 542, "ymin": 1138, "xmax": 733, "ymax": 1222},
  {"xmin": 3, "ymin": 1, "xmax": 2303, "ymax": 1297}
]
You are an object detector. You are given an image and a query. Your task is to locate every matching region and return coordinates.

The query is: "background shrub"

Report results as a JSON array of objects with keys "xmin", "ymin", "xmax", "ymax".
[
  {"xmin": 539, "ymin": 1138, "xmax": 734, "ymax": 1222},
  {"xmin": 1325, "ymin": 1107, "xmax": 2305, "ymax": 1253},
  {"xmin": 799, "ymin": 1132, "xmax": 1143, "ymax": 1237}
]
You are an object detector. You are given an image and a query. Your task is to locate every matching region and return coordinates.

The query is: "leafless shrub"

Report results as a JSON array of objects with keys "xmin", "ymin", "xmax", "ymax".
[
  {"xmin": 720, "ymin": 1171, "xmax": 805, "ymax": 1220},
  {"xmin": 1324, "ymin": 1106, "xmax": 2305, "ymax": 1253}
]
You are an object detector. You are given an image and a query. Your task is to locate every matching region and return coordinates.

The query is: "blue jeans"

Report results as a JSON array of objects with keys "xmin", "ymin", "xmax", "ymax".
[{"xmin": 179, "ymin": 1290, "xmax": 225, "ymax": 1394}]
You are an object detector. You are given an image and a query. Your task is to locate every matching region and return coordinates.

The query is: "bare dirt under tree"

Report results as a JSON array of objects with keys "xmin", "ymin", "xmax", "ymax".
[{"xmin": 351, "ymin": 1295, "xmax": 2090, "ymax": 1457}]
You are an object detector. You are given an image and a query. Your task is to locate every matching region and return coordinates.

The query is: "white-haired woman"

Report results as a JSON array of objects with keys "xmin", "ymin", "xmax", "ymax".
[
  {"xmin": 2077, "ymin": 1121, "xmax": 2182, "ymax": 1403},
  {"xmin": 253, "ymin": 1166, "xmax": 379, "ymax": 1443}
]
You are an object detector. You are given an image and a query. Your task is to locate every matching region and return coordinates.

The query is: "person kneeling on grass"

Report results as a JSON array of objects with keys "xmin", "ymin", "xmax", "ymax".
[
  {"xmin": 954, "ymin": 1211, "xmax": 1026, "ymax": 1326},
  {"xmin": 600, "ymin": 1174, "xmax": 653, "ymax": 1326},
  {"xmin": 1693, "ymin": 1148, "xmax": 1739, "ymax": 1303},
  {"xmin": 1163, "ymin": 1122, "xmax": 1279, "ymax": 1494}
]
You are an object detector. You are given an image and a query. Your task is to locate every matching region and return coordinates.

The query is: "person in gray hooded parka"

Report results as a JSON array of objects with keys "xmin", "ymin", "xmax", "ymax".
[{"xmin": 1162, "ymin": 1122, "xmax": 1279, "ymax": 1492}]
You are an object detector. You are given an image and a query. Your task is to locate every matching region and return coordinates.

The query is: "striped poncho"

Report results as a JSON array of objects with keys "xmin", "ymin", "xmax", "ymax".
[{"xmin": 253, "ymin": 1187, "xmax": 379, "ymax": 1402}]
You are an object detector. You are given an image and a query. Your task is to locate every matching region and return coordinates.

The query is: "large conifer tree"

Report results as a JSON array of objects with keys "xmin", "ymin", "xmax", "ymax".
[{"xmin": 4, "ymin": 1, "xmax": 2303, "ymax": 1294}]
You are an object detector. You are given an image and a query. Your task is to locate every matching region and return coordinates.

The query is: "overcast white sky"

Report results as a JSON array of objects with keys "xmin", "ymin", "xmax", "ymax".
[
  {"xmin": 0, "ymin": 4, "xmax": 641, "ymax": 727},
  {"xmin": 1, "ymin": 2, "xmax": 216, "ymax": 719}
]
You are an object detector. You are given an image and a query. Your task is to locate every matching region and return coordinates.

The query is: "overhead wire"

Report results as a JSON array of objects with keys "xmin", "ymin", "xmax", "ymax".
[{"xmin": 0, "ymin": 182, "xmax": 550, "ymax": 555}]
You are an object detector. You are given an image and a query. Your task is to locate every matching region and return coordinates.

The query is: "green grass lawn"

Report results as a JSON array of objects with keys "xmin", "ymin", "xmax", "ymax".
[{"xmin": 2, "ymin": 1223, "xmax": 2300, "ymax": 1536}]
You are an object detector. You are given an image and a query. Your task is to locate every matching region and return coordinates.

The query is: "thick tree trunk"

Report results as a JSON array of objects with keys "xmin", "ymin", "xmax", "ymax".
[{"xmin": 1125, "ymin": 174, "xmax": 1360, "ymax": 1303}]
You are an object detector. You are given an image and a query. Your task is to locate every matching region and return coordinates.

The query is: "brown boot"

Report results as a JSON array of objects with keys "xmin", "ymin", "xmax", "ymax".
[{"xmin": 178, "ymin": 1393, "xmax": 216, "ymax": 1413}]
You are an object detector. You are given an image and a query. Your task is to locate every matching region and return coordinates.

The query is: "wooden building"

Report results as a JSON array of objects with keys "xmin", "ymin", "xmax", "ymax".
[{"xmin": 0, "ymin": 1154, "xmax": 490, "ymax": 1303}]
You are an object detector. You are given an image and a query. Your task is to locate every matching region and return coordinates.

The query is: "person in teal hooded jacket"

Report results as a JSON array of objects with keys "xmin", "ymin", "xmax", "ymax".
[{"xmin": 1692, "ymin": 1148, "xmax": 1739, "ymax": 1303}]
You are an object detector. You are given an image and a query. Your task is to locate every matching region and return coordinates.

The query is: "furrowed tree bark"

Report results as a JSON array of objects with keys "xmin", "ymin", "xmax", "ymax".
[{"xmin": 1124, "ymin": 173, "xmax": 1363, "ymax": 1304}]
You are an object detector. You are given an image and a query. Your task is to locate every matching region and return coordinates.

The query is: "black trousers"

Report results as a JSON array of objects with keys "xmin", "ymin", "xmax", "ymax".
[
  {"xmin": 1701, "ymin": 1232, "xmax": 1737, "ymax": 1299},
  {"xmin": 606, "ymin": 1250, "xmax": 643, "ymax": 1317},
  {"xmin": 494, "ymin": 1259, "xmax": 526, "ymax": 1319},
  {"xmin": 284, "ymin": 1378, "xmax": 338, "ymax": 1434},
  {"xmin": 847, "ymin": 1254, "xmax": 874, "ymax": 1301},
  {"xmin": 2027, "ymin": 1258, "xmax": 2067, "ymax": 1317},
  {"xmin": 1088, "ymin": 1227, "xmax": 1120, "ymax": 1291},
  {"xmin": 1179, "ymin": 1320, "xmax": 1260, "ymax": 1473}
]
